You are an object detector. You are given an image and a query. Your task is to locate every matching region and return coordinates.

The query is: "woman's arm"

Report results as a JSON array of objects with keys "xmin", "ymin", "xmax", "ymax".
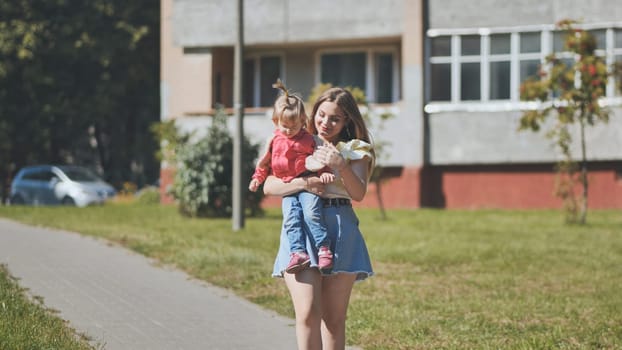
[
  {"xmin": 338, "ymin": 158, "xmax": 370, "ymax": 201},
  {"xmin": 263, "ymin": 175, "xmax": 326, "ymax": 197},
  {"xmin": 313, "ymin": 143, "xmax": 371, "ymax": 201}
]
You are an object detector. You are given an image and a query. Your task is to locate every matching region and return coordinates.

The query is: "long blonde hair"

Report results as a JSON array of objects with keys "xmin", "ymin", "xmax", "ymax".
[{"xmin": 308, "ymin": 87, "xmax": 375, "ymax": 168}]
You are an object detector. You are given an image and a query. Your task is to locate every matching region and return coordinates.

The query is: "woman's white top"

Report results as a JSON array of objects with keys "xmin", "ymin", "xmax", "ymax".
[{"xmin": 312, "ymin": 136, "xmax": 374, "ymax": 200}]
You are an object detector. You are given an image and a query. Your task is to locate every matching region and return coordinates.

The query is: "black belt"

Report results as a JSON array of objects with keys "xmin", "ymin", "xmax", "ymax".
[{"xmin": 322, "ymin": 198, "xmax": 351, "ymax": 207}]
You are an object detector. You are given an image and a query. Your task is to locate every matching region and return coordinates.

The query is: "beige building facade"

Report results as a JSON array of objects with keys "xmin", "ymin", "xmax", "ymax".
[{"xmin": 161, "ymin": 0, "xmax": 622, "ymax": 209}]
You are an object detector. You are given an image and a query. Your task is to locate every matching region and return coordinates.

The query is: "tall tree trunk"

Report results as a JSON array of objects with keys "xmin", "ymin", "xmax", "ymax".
[
  {"xmin": 93, "ymin": 123, "xmax": 108, "ymax": 175},
  {"xmin": 579, "ymin": 116, "xmax": 588, "ymax": 224},
  {"xmin": 1, "ymin": 168, "xmax": 7, "ymax": 205},
  {"xmin": 373, "ymin": 167, "xmax": 387, "ymax": 220}
]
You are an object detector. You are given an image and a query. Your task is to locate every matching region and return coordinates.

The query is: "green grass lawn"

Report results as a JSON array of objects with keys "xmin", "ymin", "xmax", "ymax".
[
  {"xmin": 0, "ymin": 203, "xmax": 621, "ymax": 349},
  {"xmin": 0, "ymin": 264, "xmax": 97, "ymax": 350}
]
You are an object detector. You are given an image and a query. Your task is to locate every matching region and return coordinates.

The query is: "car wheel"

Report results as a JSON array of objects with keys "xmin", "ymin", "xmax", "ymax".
[
  {"xmin": 10, "ymin": 195, "xmax": 25, "ymax": 205},
  {"xmin": 61, "ymin": 196, "xmax": 76, "ymax": 206}
]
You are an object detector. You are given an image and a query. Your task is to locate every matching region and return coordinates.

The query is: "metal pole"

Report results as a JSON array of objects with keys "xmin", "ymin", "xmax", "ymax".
[{"xmin": 232, "ymin": 0, "xmax": 245, "ymax": 230}]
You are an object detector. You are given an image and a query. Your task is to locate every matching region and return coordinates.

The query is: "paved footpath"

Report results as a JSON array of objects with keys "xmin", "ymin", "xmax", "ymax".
[{"xmin": 0, "ymin": 218, "xmax": 301, "ymax": 350}]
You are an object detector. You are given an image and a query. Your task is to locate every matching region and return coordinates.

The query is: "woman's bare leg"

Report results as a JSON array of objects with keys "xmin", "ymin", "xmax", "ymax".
[
  {"xmin": 284, "ymin": 269, "xmax": 323, "ymax": 350},
  {"xmin": 320, "ymin": 273, "xmax": 357, "ymax": 350}
]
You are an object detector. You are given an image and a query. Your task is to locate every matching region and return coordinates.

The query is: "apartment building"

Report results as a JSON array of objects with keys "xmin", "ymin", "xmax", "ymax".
[{"xmin": 161, "ymin": 0, "xmax": 622, "ymax": 208}]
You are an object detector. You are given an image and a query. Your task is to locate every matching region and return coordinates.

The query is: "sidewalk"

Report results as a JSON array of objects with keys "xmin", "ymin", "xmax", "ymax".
[{"xmin": 0, "ymin": 218, "xmax": 300, "ymax": 349}]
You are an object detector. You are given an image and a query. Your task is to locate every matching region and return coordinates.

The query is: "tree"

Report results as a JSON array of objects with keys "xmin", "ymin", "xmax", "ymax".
[
  {"xmin": 164, "ymin": 107, "xmax": 263, "ymax": 218},
  {"xmin": 519, "ymin": 19, "xmax": 611, "ymax": 224},
  {"xmin": 0, "ymin": 1, "xmax": 159, "ymax": 203}
]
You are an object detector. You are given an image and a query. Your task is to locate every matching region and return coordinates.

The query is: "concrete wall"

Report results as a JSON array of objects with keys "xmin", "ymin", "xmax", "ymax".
[
  {"xmin": 173, "ymin": 0, "xmax": 403, "ymax": 47},
  {"xmin": 428, "ymin": 109, "xmax": 622, "ymax": 165},
  {"xmin": 161, "ymin": 0, "xmax": 213, "ymax": 120},
  {"xmin": 429, "ymin": 0, "xmax": 622, "ymax": 29}
]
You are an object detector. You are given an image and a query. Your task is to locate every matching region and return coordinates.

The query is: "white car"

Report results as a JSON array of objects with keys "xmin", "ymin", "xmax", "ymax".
[{"xmin": 10, "ymin": 165, "xmax": 116, "ymax": 207}]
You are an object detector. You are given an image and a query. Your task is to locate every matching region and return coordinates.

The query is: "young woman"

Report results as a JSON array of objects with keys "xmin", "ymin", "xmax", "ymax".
[{"xmin": 264, "ymin": 87, "xmax": 375, "ymax": 350}]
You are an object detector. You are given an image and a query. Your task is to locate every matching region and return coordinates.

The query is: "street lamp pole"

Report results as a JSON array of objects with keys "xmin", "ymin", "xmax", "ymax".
[{"xmin": 232, "ymin": 0, "xmax": 245, "ymax": 231}]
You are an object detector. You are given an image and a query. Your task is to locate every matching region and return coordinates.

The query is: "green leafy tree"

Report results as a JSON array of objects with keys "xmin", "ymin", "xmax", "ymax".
[
  {"xmin": 519, "ymin": 19, "xmax": 611, "ymax": 224},
  {"xmin": 170, "ymin": 107, "xmax": 263, "ymax": 217},
  {"xmin": 0, "ymin": 1, "xmax": 159, "ymax": 202}
]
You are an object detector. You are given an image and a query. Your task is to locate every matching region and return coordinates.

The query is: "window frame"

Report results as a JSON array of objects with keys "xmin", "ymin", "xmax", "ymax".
[
  {"xmin": 243, "ymin": 52, "xmax": 285, "ymax": 108},
  {"xmin": 315, "ymin": 46, "xmax": 401, "ymax": 104},
  {"xmin": 426, "ymin": 23, "xmax": 622, "ymax": 113}
]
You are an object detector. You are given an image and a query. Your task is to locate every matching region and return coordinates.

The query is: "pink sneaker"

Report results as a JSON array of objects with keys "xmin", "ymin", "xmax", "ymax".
[
  {"xmin": 318, "ymin": 246, "xmax": 333, "ymax": 271},
  {"xmin": 285, "ymin": 251, "xmax": 311, "ymax": 274}
]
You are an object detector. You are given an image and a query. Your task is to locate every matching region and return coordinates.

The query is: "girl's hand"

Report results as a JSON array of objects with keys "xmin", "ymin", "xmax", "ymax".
[
  {"xmin": 303, "ymin": 176, "xmax": 326, "ymax": 196},
  {"xmin": 248, "ymin": 179, "xmax": 260, "ymax": 192},
  {"xmin": 319, "ymin": 172, "xmax": 335, "ymax": 184},
  {"xmin": 314, "ymin": 143, "xmax": 347, "ymax": 171}
]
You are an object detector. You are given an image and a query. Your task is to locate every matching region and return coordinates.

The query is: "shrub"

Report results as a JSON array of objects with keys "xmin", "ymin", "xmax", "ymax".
[
  {"xmin": 172, "ymin": 107, "xmax": 263, "ymax": 217},
  {"xmin": 135, "ymin": 187, "xmax": 160, "ymax": 205}
]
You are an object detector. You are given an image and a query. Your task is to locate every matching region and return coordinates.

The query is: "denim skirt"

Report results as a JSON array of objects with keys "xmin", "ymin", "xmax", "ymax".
[{"xmin": 272, "ymin": 202, "xmax": 373, "ymax": 281}]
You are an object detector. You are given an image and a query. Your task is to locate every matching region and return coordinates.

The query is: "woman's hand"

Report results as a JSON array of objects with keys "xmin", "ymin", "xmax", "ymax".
[{"xmin": 314, "ymin": 143, "xmax": 347, "ymax": 171}]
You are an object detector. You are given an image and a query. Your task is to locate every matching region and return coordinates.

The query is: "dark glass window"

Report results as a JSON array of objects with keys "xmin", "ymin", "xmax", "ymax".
[
  {"xmin": 490, "ymin": 61, "xmax": 510, "ymax": 100},
  {"xmin": 520, "ymin": 59, "xmax": 540, "ymax": 82},
  {"xmin": 259, "ymin": 56, "xmax": 281, "ymax": 107},
  {"xmin": 461, "ymin": 62, "xmax": 480, "ymax": 100},
  {"xmin": 431, "ymin": 63, "xmax": 451, "ymax": 101},
  {"xmin": 25, "ymin": 170, "xmax": 55, "ymax": 182},
  {"xmin": 243, "ymin": 59, "xmax": 255, "ymax": 108},
  {"xmin": 616, "ymin": 55, "xmax": 622, "ymax": 96},
  {"xmin": 321, "ymin": 52, "xmax": 367, "ymax": 91},
  {"xmin": 490, "ymin": 34, "xmax": 511, "ymax": 54},
  {"xmin": 461, "ymin": 35, "xmax": 480, "ymax": 55},
  {"xmin": 520, "ymin": 32, "xmax": 541, "ymax": 53},
  {"xmin": 553, "ymin": 31, "xmax": 567, "ymax": 52},
  {"xmin": 375, "ymin": 53, "xmax": 394, "ymax": 103},
  {"xmin": 431, "ymin": 36, "xmax": 451, "ymax": 56},
  {"xmin": 243, "ymin": 56, "xmax": 282, "ymax": 107},
  {"xmin": 589, "ymin": 29, "xmax": 606, "ymax": 50}
]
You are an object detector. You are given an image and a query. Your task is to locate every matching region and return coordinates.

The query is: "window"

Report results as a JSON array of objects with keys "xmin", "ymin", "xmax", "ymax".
[
  {"xmin": 243, "ymin": 60, "xmax": 255, "ymax": 108},
  {"xmin": 319, "ymin": 49, "xmax": 399, "ymax": 103},
  {"xmin": 375, "ymin": 53, "xmax": 394, "ymax": 103},
  {"xmin": 615, "ymin": 29, "xmax": 622, "ymax": 97},
  {"xmin": 243, "ymin": 55, "xmax": 283, "ymax": 107},
  {"xmin": 519, "ymin": 32, "xmax": 541, "ymax": 83},
  {"xmin": 460, "ymin": 35, "xmax": 481, "ymax": 100},
  {"xmin": 589, "ymin": 29, "xmax": 606, "ymax": 51},
  {"xmin": 430, "ymin": 36, "xmax": 451, "ymax": 101},
  {"xmin": 427, "ymin": 24, "xmax": 622, "ymax": 108},
  {"xmin": 23, "ymin": 170, "xmax": 55, "ymax": 182},
  {"xmin": 552, "ymin": 31, "xmax": 567, "ymax": 52},
  {"xmin": 490, "ymin": 34, "xmax": 511, "ymax": 100},
  {"xmin": 321, "ymin": 52, "xmax": 366, "ymax": 91},
  {"xmin": 431, "ymin": 63, "xmax": 451, "ymax": 101},
  {"xmin": 461, "ymin": 62, "xmax": 480, "ymax": 100},
  {"xmin": 259, "ymin": 57, "xmax": 281, "ymax": 106}
]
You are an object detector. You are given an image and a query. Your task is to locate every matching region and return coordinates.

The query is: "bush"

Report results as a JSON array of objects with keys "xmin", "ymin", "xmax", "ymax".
[
  {"xmin": 172, "ymin": 107, "xmax": 263, "ymax": 217},
  {"xmin": 135, "ymin": 187, "xmax": 160, "ymax": 205}
]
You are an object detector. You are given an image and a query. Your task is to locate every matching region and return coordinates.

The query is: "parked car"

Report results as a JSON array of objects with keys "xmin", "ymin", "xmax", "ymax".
[{"xmin": 10, "ymin": 165, "xmax": 116, "ymax": 207}]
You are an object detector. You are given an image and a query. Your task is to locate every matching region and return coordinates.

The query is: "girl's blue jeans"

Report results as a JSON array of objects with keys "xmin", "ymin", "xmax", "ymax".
[{"xmin": 281, "ymin": 191, "xmax": 329, "ymax": 253}]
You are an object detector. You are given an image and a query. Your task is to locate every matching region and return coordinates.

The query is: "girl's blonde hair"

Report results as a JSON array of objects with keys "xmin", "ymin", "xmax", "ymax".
[{"xmin": 271, "ymin": 79, "xmax": 307, "ymax": 126}]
